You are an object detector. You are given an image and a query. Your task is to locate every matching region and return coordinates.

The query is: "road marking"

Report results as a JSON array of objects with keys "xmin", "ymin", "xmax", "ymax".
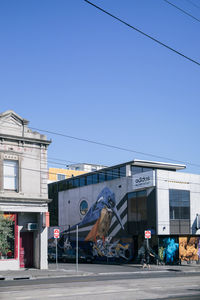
[
  {"xmin": 48, "ymin": 294, "xmax": 63, "ymax": 297},
  {"xmin": 16, "ymin": 297, "xmax": 32, "ymax": 300},
  {"xmin": 60, "ymin": 288, "xmax": 140, "ymax": 297},
  {"xmin": 98, "ymin": 270, "xmax": 168, "ymax": 275}
]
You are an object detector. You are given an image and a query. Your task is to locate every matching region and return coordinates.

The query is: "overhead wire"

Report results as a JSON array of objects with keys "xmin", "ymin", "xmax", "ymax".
[
  {"xmin": 1, "ymin": 119, "xmax": 200, "ymax": 170},
  {"xmin": 163, "ymin": 0, "xmax": 200, "ymax": 23},
  {"xmin": 29, "ymin": 126, "xmax": 200, "ymax": 169},
  {"xmin": 84, "ymin": 0, "xmax": 200, "ymax": 66},
  {"xmin": 4, "ymin": 159, "xmax": 200, "ymax": 189},
  {"xmin": 0, "ymin": 139, "xmax": 101, "ymax": 168},
  {"xmin": 0, "ymin": 121, "xmax": 107, "ymax": 167},
  {"xmin": 186, "ymin": 0, "xmax": 200, "ymax": 10},
  {"xmin": 3, "ymin": 156, "xmax": 200, "ymax": 188}
]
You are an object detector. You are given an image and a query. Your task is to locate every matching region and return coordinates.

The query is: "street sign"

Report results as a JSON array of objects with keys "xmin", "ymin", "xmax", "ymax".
[
  {"xmin": 145, "ymin": 230, "xmax": 151, "ymax": 239},
  {"xmin": 54, "ymin": 229, "xmax": 60, "ymax": 239}
]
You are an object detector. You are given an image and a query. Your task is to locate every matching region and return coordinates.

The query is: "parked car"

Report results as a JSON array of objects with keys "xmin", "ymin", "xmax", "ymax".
[
  {"xmin": 62, "ymin": 248, "xmax": 94, "ymax": 263},
  {"xmin": 48, "ymin": 247, "xmax": 63, "ymax": 262}
]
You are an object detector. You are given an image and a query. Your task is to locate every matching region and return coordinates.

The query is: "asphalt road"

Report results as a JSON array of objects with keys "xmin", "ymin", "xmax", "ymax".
[{"xmin": 0, "ymin": 271, "xmax": 200, "ymax": 300}]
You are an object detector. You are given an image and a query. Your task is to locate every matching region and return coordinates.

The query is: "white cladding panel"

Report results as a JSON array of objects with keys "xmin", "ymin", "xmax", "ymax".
[{"xmin": 156, "ymin": 170, "xmax": 200, "ymax": 235}]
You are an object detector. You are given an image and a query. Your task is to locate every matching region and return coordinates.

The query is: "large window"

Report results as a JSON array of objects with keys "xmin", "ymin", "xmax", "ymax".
[
  {"xmin": 57, "ymin": 174, "xmax": 66, "ymax": 181},
  {"xmin": 128, "ymin": 190, "xmax": 147, "ymax": 234},
  {"xmin": 131, "ymin": 166, "xmax": 152, "ymax": 175},
  {"xmin": 3, "ymin": 160, "xmax": 18, "ymax": 191},
  {"xmin": 169, "ymin": 189, "xmax": 190, "ymax": 220}
]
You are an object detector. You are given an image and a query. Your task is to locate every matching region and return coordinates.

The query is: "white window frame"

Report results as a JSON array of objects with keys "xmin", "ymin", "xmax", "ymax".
[{"xmin": 3, "ymin": 159, "xmax": 19, "ymax": 191}]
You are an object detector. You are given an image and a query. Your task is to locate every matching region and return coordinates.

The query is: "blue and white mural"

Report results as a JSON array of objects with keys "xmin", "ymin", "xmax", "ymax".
[
  {"xmin": 60, "ymin": 187, "xmax": 132, "ymax": 262},
  {"xmin": 72, "ymin": 187, "xmax": 124, "ymax": 242}
]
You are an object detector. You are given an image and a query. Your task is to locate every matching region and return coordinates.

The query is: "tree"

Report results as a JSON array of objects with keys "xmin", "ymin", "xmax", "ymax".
[{"xmin": 0, "ymin": 212, "xmax": 14, "ymax": 257}]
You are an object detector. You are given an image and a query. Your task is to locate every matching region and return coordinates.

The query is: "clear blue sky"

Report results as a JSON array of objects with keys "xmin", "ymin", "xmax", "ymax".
[{"xmin": 0, "ymin": 0, "xmax": 200, "ymax": 173}]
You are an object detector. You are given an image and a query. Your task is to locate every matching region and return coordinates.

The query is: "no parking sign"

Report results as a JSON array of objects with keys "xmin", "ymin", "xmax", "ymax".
[
  {"xmin": 145, "ymin": 230, "xmax": 151, "ymax": 239},
  {"xmin": 54, "ymin": 229, "xmax": 60, "ymax": 239}
]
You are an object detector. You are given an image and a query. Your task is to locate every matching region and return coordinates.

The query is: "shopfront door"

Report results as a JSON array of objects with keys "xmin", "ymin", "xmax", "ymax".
[{"xmin": 20, "ymin": 232, "xmax": 34, "ymax": 268}]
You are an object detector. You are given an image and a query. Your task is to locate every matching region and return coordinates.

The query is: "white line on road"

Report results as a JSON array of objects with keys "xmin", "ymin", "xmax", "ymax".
[
  {"xmin": 48, "ymin": 294, "xmax": 63, "ymax": 297},
  {"xmin": 98, "ymin": 270, "xmax": 168, "ymax": 275},
  {"xmin": 16, "ymin": 297, "xmax": 32, "ymax": 300}
]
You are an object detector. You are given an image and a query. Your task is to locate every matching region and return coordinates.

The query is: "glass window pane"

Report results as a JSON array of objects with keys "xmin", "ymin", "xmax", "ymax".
[
  {"xmin": 128, "ymin": 192, "xmax": 136, "ymax": 199},
  {"xmin": 142, "ymin": 167, "xmax": 152, "ymax": 173},
  {"xmin": 131, "ymin": 166, "xmax": 142, "ymax": 175},
  {"xmin": 180, "ymin": 207, "xmax": 190, "ymax": 219},
  {"xmin": 3, "ymin": 160, "xmax": 18, "ymax": 190},
  {"xmin": 112, "ymin": 168, "xmax": 119, "ymax": 179},
  {"xmin": 99, "ymin": 172, "xmax": 105, "ymax": 182},
  {"xmin": 86, "ymin": 175, "xmax": 93, "ymax": 185},
  {"xmin": 119, "ymin": 166, "xmax": 126, "ymax": 177},
  {"xmin": 73, "ymin": 178, "xmax": 79, "ymax": 188},
  {"xmin": 169, "ymin": 189, "xmax": 190, "ymax": 220},
  {"xmin": 4, "ymin": 177, "xmax": 16, "ymax": 190},
  {"xmin": 92, "ymin": 174, "xmax": 98, "ymax": 184},
  {"xmin": 68, "ymin": 179, "xmax": 73, "ymax": 189},
  {"xmin": 137, "ymin": 196, "xmax": 147, "ymax": 221},
  {"xmin": 80, "ymin": 177, "xmax": 86, "ymax": 187},
  {"xmin": 57, "ymin": 174, "xmax": 65, "ymax": 181},
  {"xmin": 4, "ymin": 160, "xmax": 18, "ymax": 176},
  {"xmin": 106, "ymin": 170, "xmax": 113, "ymax": 181},
  {"xmin": 128, "ymin": 196, "xmax": 137, "ymax": 222}
]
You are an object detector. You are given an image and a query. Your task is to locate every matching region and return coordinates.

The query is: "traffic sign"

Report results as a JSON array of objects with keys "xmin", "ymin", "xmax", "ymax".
[
  {"xmin": 54, "ymin": 229, "xmax": 60, "ymax": 239},
  {"xmin": 145, "ymin": 230, "xmax": 151, "ymax": 239}
]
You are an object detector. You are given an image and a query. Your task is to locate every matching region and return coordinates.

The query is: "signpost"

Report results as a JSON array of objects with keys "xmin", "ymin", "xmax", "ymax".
[
  {"xmin": 145, "ymin": 230, "xmax": 151, "ymax": 250},
  {"xmin": 54, "ymin": 229, "xmax": 60, "ymax": 269},
  {"xmin": 145, "ymin": 230, "xmax": 151, "ymax": 239}
]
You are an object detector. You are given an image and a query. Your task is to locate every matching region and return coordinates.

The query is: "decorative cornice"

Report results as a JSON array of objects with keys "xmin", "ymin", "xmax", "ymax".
[
  {"xmin": 0, "ymin": 196, "xmax": 52, "ymax": 204},
  {"xmin": 0, "ymin": 133, "xmax": 51, "ymax": 145}
]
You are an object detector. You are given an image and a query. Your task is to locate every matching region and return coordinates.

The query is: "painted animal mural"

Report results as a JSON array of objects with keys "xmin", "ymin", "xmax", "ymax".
[{"xmin": 63, "ymin": 187, "xmax": 132, "ymax": 261}]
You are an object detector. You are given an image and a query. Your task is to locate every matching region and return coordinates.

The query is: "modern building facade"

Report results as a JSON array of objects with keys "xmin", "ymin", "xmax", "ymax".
[
  {"xmin": 0, "ymin": 110, "xmax": 51, "ymax": 270},
  {"xmin": 48, "ymin": 159, "xmax": 200, "ymax": 264}
]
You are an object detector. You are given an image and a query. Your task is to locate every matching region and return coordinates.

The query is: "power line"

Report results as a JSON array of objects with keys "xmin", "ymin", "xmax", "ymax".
[
  {"xmin": 163, "ymin": 0, "xmax": 200, "ymax": 23},
  {"xmin": 2, "ymin": 120, "xmax": 200, "ymax": 170},
  {"xmin": 0, "ymin": 122, "xmax": 108, "ymax": 167},
  {"xmin": 29, "ymin": 125, "xmax": 200, "ymax": 169},
  {"xmin": 84, "ymin": 0, "xmax": 200, "ymax": 66},
  {"xmin": 0, "ymin": 139, "xmax": 96, "ymax": 167},
  {"xmin": 2, "ymin": 159, "xmax": 200, "ymax": 188},
  {"xmin": 186, "ymin": 0, "xmax": 200, "ymax": 10},
  {"xmin": 4, "ymin": 119, "xmax": 199, "ymax": 169}
]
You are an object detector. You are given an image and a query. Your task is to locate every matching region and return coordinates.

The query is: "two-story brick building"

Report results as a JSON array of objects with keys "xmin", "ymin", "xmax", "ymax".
[{"xmin": 0, "ymin": 110, "xmax": 51, "ymax": 270}]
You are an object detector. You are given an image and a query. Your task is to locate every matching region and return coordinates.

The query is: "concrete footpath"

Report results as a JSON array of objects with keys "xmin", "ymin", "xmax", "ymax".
[{"xmin": 0, "ymin": 263, "xmax": 200, "ymax": 281}]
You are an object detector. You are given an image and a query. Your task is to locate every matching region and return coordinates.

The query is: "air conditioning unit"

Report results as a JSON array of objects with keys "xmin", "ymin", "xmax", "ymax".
[{"xmin": 26, "ymin": 223, "xmax": 38, "ymax": 231}]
